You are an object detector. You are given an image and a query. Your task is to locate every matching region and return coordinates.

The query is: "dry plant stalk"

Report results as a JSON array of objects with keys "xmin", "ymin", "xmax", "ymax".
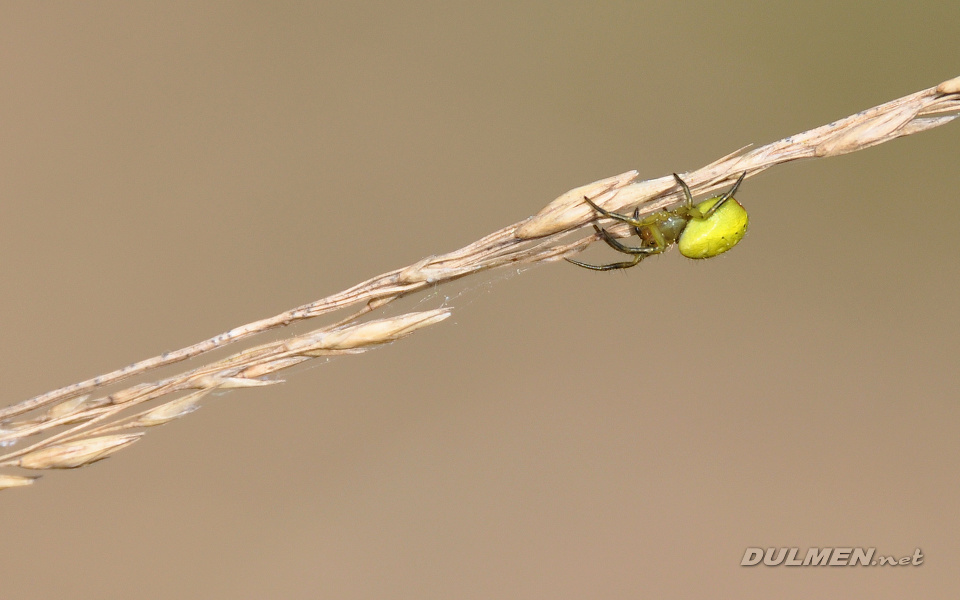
[{"xmin": 1, "ymin": 75, "xmax": 958, "ymax": 490}]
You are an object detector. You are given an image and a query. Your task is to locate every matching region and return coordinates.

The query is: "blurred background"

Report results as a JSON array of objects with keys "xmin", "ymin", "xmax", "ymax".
[{"xmin": 1, "ymin": 2, "xmax": 958, "ymax": 598}]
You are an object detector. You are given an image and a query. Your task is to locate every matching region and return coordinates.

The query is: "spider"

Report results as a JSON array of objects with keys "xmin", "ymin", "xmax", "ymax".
[{"xmin": 566, "ymin": 172, "xmax": 749, "ymax": 271}]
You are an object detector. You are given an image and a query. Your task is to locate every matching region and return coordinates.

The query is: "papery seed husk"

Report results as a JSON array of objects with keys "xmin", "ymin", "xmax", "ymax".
[
  {"xmin": 19, "ymin": 433, "xmax": 144, "ymax": 470},
  {"xmin": 0, "ymin": 474, "xmax": 39, "ymax": 489},
  {"xmin": 45, "ymin": 395, "xmax": 92, "ymax": 420},
  {"xmin": 131, "ymin": 390, "xmax": 209, "ymax": 427},
  {"xmin": 305, "ymin": 309, "xmax": 451, "ymax": 352}
]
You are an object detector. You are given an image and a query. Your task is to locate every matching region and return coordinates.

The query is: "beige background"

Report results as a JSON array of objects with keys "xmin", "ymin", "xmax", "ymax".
[{"xmin": 1, "ymin": 2, "xmax": 958, "ymax": 598}]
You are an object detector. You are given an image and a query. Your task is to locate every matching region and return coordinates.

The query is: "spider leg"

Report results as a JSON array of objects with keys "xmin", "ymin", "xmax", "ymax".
[
  {"xmin": 565, "ymin": 223, "xmax": 665, "ymax": 272},
  {"xmin": 565, "ymin": 255, "xmax": 643, "ymax": 271},
  {"xmin": 698, "ymin": 171, "xmax": 748, "ymax": 219},
  {"xmin": 721, "ymin": 171, "xmax": 747, "ymax": 201},
  {"xmin": 594, "ymin": 225, "xmax": 661, "ymax": 255},
  {"xmin": 583, "ymin": 196, "xmax": 643, "ymax": 227},
  {"xmin": 677, "ymin": 171, "xmax": 748, "ymax": 220},
  {"xmin": 673, "ymin": 173, "xmax": 696, "ymax": 209}
]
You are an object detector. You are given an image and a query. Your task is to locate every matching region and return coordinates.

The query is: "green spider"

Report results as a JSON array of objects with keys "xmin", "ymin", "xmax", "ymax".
[{"xmin": 566, "ymin": 172, "xmax": 749, "ymax": 271}]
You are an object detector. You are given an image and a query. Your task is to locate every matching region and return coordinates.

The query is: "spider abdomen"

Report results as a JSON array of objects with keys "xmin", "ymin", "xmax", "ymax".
[{"xmin": 677, "ymin": 196, "xmax": 749, "ymax": 259}]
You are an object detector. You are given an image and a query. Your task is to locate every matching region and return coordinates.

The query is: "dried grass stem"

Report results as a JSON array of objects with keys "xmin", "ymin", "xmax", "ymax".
[{"xmin": 1, "ymin": 75, "xmax": 957, "ymax": 487}]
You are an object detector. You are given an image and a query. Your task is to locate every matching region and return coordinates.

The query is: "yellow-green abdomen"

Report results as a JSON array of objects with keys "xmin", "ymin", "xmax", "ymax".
[{"xmin": 677, "ymin": 197, "xmax": 749, "ymax": 259}]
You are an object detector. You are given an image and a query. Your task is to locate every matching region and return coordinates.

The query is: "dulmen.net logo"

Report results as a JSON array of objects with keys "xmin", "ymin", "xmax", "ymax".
[{"xmin": 741, "ymin": 547, "xmax": 924, "ymax": 567}]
